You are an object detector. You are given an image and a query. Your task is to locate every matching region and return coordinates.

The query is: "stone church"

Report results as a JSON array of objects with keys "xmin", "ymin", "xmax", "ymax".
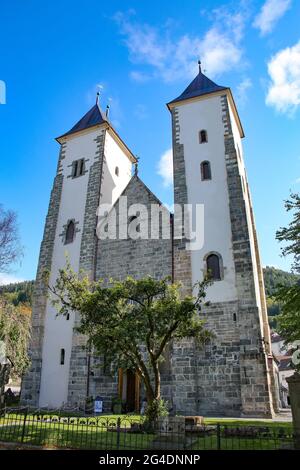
[{"xmin": 21, "ymin": 66, "xmax": 279, "ymax": 417}]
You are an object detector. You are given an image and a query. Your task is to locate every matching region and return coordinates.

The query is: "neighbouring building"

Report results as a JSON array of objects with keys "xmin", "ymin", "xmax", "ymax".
[
  {"xmin": 271, "ymin": 332, "xmax": 294, "ymax": 408},
  {"xmin": 21, "ymin": 65, "xmax": 278, "ymax": 417}
]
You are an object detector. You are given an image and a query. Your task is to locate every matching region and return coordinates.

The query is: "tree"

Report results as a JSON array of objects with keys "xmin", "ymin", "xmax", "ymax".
[
  {"xmin": 0, "ymin": 204, "xmax": 23, "ymax": 273},
  {"xmin": 275, "ymin": 193, "xmax": 300, "ymax": 368},
  {"xmin": 276, "ymin": 193, "xmax": 300, "ymax": 274},
  {"xmin": 0, "ymin": 299, "xmax": 31, "ymax": 377},
  {"xmin": 0, "ymin": 298, "xmax": 31, "ymax": 405},
  {"xmin": 49, "ymin": 264, "xmax": 212, "ymax": 421}
]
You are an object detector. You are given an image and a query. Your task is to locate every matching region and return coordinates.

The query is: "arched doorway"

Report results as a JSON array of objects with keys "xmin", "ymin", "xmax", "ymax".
[{"xmin": 118, "ymin": 369, "xmax": 140, "ymax": 412}]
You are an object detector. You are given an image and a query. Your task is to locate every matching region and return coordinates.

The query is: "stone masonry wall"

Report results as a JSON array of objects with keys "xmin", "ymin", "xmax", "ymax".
[
  {"xmin": 169, "ymin": 108, "xmax": 197, "ymax": 415},
  {"xmin": 21, "ymin": 143, "xmax": 66, "ymax": 406},
  {"xmin": 221, "ymin": 94, "xmax": 274, "ymax": 416},
  {"xmin": 90, "ymin": 175, "xmax": 173, "ymax": 411},
  {"xmin": 67, "ymin": 132, "xmax": 105, "ymax": 407}
]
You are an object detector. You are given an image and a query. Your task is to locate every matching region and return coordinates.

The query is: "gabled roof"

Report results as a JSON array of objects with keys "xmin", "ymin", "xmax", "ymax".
[
  {"xmin": 57, "ymin": 103, "xmax": 107, "ymax": 140},
  {"xmin": 167, "ymin": 69, "xmax": 227, "ymax": 107}
]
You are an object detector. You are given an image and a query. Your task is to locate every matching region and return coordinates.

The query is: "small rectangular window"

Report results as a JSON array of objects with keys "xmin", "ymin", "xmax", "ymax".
[
  {"xmin": 72, "ymin": 159, "xmax": 85, "ymax": 178},
  {"xmin": 60, "ymin": 348, "xmax": 65, "ymax": 365}
]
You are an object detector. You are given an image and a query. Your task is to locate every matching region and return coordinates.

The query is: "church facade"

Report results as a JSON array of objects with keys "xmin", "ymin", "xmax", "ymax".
[{"xmin": 21, "ymin": 68, "xmax": 279, "ymax": 417}]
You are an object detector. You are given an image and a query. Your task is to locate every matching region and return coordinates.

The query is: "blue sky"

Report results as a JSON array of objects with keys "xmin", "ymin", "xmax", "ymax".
[{"xmin": 0, "ymin": 0, "xmax": 300, "ymax": 283}]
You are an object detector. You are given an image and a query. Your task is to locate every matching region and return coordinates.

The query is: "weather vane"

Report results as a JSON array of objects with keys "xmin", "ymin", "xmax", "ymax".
[{"xmin": 134, "ymin": 155, "xmax": 140, "ymax": 176}]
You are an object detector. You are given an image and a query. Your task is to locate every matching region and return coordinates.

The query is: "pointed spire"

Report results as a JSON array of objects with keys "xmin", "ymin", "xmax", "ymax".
[
  {"xmin": 167, "ymin": 65, "xmax": 227, "ymax": 107},
  {"xmin": 96, "ymin": 91, "xmax": 100, "ymax": 106}
]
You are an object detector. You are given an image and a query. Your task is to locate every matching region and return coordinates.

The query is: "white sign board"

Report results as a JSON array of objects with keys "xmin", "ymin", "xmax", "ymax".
[{"xmin": 94, "ymin": 397, "xmax": 103, "ymax": 414}]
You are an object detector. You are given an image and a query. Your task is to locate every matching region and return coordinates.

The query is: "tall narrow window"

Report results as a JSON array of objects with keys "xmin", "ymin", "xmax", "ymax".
[
  {"xmin": 60, "ymin": 349, "xmax": 65, "ymax": 365},
  {"xmin": 72, "ymin": 160, "xmax": 78, "ymax": 178},
  {"xmin": 115, "ymin": 166, "xmax": 119, "ymax": 176},
  {"xmin": 206, "ymin": 254, "xmax": 221, "ymax": 280},
  {"xmin": 65, "ymin": 220, "xmax": 75, "ymax": 244},
  {"xmin": 201, "ymin": 161, "xmax": 211, "ymax": 180},
  {"xmin": 199, "ymin": 130, "xmax": 208, "ymax": 143},
  {"xmin": 79, "ymin": 158, "xmax": 85, "ymax": 176}
]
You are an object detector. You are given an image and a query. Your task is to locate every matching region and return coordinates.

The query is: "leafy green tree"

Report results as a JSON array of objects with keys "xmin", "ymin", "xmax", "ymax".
[
  {"xmin": 275, "ymin": 193, "xmax": 300, "ymax": 365},
  {"xmin": 0, "ymin": 298, "xmax": 31, "ymax": 401},
  {"xmin": 276, "ymin": 193, "xmax": 300, "ymax": 274},
  {"xmin": 48, "ymin": 264, "xmax": 212, "ymax": 421}
]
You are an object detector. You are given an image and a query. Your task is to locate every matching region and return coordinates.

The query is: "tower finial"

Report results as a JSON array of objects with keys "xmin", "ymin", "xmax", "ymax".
[
  {"xmin": 106, "ymin": 104, "xmax": 110, "ymax": 118},
  {"xmin": 198, "ymin": 60, "xmax": 202, "ymax": 73},
  {"xmin": 134, "ymin": 155, "xmax": 139, "ymax": 176},
  {"xmin": 96, "ymin": 91, "xmax": 100, "ymax": 105}
]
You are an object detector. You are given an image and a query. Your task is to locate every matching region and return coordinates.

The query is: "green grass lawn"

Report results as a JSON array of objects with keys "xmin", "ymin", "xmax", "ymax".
[{"xmin": 0, "ymin": 412, "xmax": 294, "ymax": 450}]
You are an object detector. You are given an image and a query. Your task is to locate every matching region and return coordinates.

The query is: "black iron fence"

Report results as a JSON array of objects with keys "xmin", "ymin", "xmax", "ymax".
[{"xmin": 0, "ymin": 407, "xmax": 295, "ymax": 450}]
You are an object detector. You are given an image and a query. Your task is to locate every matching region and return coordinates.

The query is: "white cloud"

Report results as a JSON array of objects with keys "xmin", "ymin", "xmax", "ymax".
[
  {"xmin": 157, "ymin": 148, "xmax": 173, "ymax": 187},
  {"xmin": 236, "ymin": 77, "xmax": 252, "ymax": 104},
  {"xmin": 0, "ymin": 273, "xmax": 24, "ymax": 286},
  {"xmin": 114, "ymin": 7, "xmax": 247, "ymax": 82},
  {"xmin": 130, "ymin": 71, "xmax": 152, "ymax": 82},
  {"xmin": 253, "ymin": 0, "xmax": 291, "ymax": 36},
  {"xmin": 266, "ymin": 41, "xmax": 300, "ymax": 114}
]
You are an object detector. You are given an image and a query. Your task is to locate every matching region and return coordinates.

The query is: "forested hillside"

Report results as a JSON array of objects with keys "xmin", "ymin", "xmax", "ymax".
[
  {"xmin": 263, "ymin": 266, "xmax": 299, "ymax": 297},
  {"xmin": 0, "ymin": 280, "xmax": 34, "ymax": 306},
  {"xmin": 0, "ymin": 267, "xmax": 298, "ymax": 330}
]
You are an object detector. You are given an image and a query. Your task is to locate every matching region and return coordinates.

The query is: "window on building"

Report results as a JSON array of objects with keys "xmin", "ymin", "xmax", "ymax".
[
  {"xmin": 66, "ymin": 313, "xmax": 70, "ymax": 321},
  {"xmin": 199, "ymin": 130, "xmax": 208, "ymax": 143},
  {"xmin": 206, "ymin": 253, "xmax": 221, "ymax": 281},
  {"xmin": 233, "ymin": 313, "xmax": 237, "ymax": 322},
  {"xmin": 60, "ymin": 348, "xmax": 65, "ymax": 365},
  {"xmin": 72, "ymin": 158, "xmax": 85, "ymax": 178},
  {"xmin": 201, "ymin": 161, "xmax": 212, "ymax": 180},
  {"xmin": 65, "ymin": 220, "xmax": 75, "ymax": 244},
  {"xmin": 115, "ymin": 166, "xmax": 119, "ymax": 176},
  {"xmin": 79, "ymin": 158, "xmax": 85, "ymax": 175}
]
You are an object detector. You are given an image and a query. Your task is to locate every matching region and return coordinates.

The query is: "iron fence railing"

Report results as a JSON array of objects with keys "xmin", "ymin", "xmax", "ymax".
[{"xmin": 0, "ymin": 407, "xmax": 295, "ymax": 450}]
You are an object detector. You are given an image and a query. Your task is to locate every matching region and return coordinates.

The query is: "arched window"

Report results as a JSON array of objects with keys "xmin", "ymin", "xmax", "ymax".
[
  {"xmin": 115, "ymin": 166, "xmax": 119, "ymax": 176},
  {"xmin": 206, "ymin": 253, "xmax": 221, "ymax": 281},
  {"xmin": 128, "ymin": 215, "xmax": 140, "ymax": 234},
  {"xmin": 65, "ymin": 220, "xmax": 75, "ymax": 244},
  {"xmin": 201, "ymin": 161, "xmax": 211, "ymax": 180},
  {"xmin": 199, "ymin": 130, "xmax": 208, "ymax": 143}
]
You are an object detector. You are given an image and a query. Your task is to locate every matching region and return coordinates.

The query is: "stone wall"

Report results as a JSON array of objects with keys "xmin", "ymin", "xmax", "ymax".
[
  {"xmin": 89, "ymin": 175, "xmax": 173, "ymax": 411},
  {"xmin": 21, "ymin": 143, "xmax": 66, "ymax": 405},
  {"xmin": 67, "ymin": 132, "xmax": 105, "ymax": 406},
  {"xmin": 221, "ymin": 94, "xmax": 274, "ymax": 416}
]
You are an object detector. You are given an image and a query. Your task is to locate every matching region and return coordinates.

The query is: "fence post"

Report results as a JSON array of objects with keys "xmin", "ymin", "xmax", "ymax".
[
  {"xmin": 21, "ymin": 407, "xmax": 28, "ymax": 443},
  {"xmin": 217, "ymin": 423, "xmax": 221, "ymax": 450},
  {"xmin": 116, "ymin": 417, "xmax": 121, "ymax": 450}
]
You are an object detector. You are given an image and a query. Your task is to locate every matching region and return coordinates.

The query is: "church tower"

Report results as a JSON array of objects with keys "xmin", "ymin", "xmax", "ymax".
[
  {"xmin": 167, "ymin": 64, "xmax": 278, "ymax": 417},
  {"xmin": 21, "ymin": 101, "xmax": 136, "ymax": 408}
]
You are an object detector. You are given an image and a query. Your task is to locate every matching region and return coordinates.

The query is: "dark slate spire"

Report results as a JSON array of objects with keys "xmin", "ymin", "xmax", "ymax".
[
  {"xmin": 60, "ymin": 103, "xmax": 107, "ymax": 139},
  {"xmin": 167, "ymin": 67, "xmax": 227, "ymax": 106}
]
